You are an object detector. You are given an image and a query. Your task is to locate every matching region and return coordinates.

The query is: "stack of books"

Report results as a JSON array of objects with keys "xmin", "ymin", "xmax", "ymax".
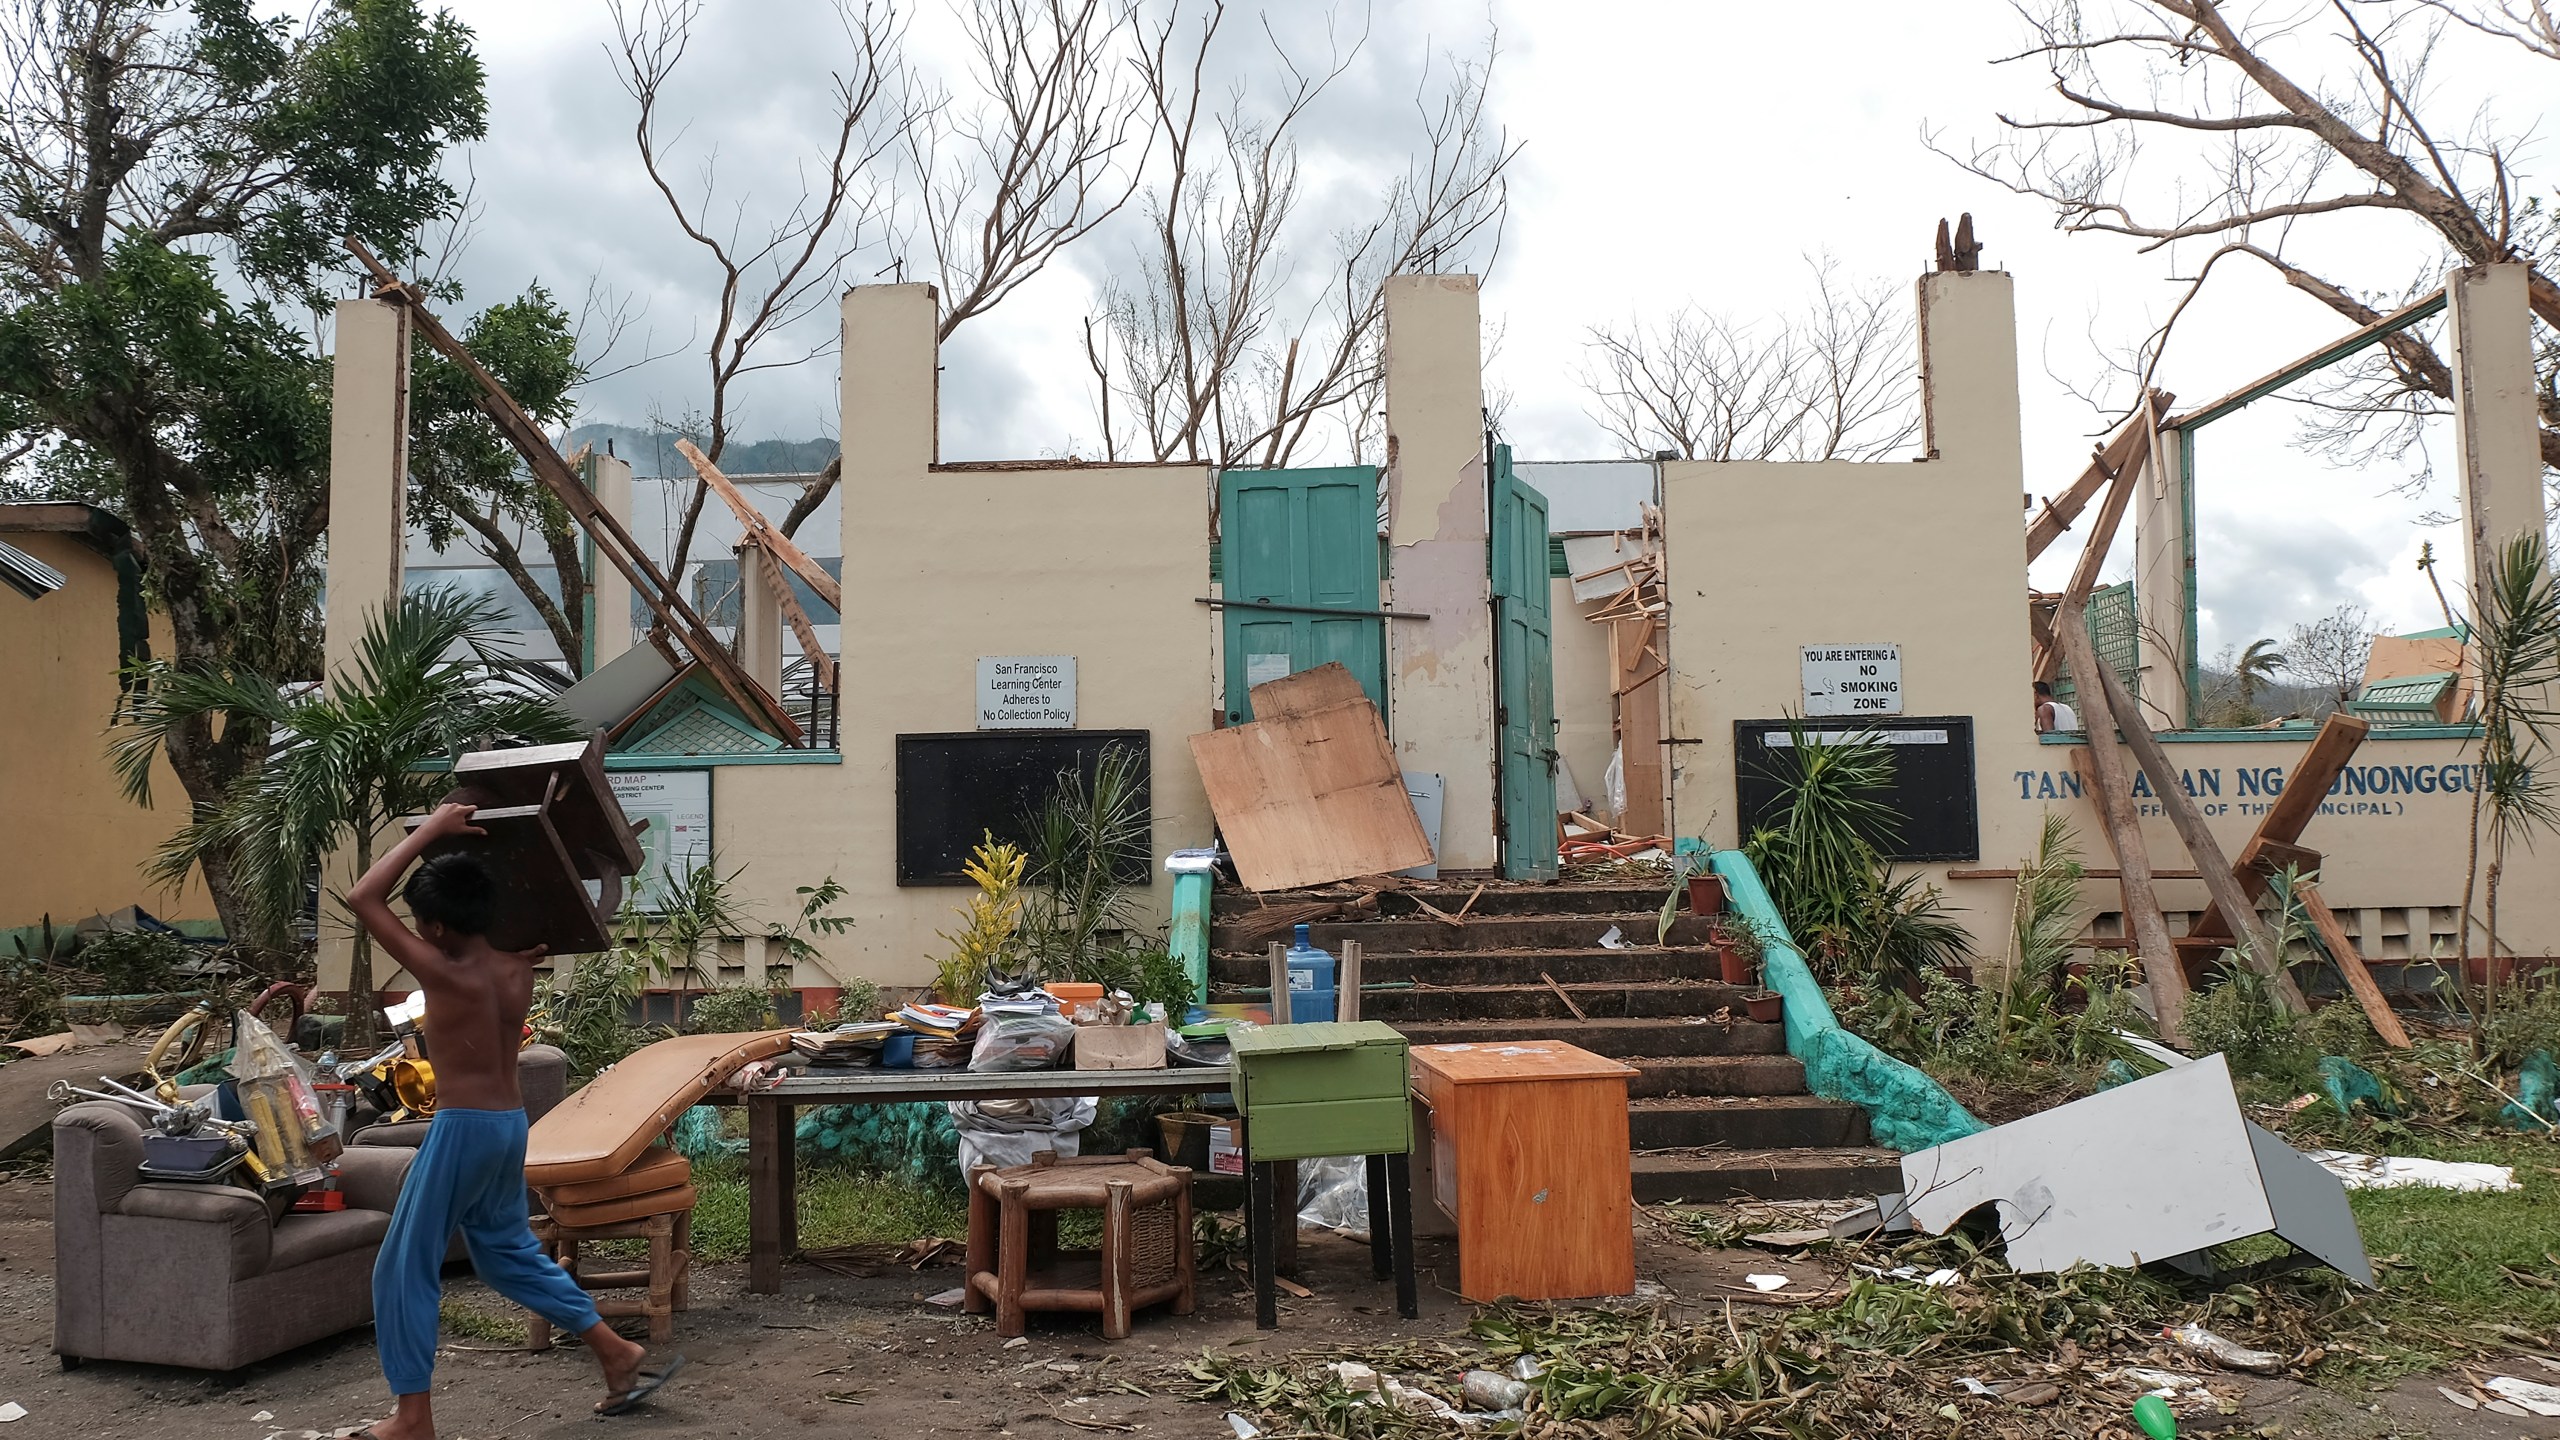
[
  {"xmin": 790, "ymin": 1021, "xmax": 903, "ymax": 1065},
  {"xmin": 895, "ymin": 1002, "xmax": 975, "ymax": 1038}
]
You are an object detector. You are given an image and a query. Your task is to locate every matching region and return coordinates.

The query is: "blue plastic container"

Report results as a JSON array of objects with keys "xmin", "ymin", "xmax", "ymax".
[
  {"xmin": 1283, "ymin": 923, "xmax": 1338, "ymax": 1024},
  {"xmin": 882, "ymin": 1031, "xmax": 916, "ymax": 1068}
]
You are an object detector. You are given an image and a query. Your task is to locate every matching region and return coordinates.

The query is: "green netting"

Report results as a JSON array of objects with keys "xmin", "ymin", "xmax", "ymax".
[{"xmin": 1708, "ymin": 850, "xmax": 1985, "ymax": 1153}]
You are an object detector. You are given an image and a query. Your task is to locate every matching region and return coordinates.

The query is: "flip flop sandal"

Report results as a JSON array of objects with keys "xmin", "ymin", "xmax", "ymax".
[{"xmin": 597, "ymin": 1353, "xmax": 686, "ymax": 1417}]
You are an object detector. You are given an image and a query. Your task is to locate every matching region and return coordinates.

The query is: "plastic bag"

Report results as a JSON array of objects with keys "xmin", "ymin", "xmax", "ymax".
[
  {"xmin": 949, "ymin": 1095, "xmax": 1096, "ymax": 1174},
  {"xmin": 969, "ymin": 1010, "xmax": 1077, "ymax": 1071},
  {"xmin": 229, "ymin": 1008, "xmax": 340, "ymax": 1181},
  {"xmin": 1297, "ymin": 1154, "xmax": 1370, "ymax": 1241},
  {"xmin": 1600, "ymin": 743, "xmax": 1626, "ymax": 824}
]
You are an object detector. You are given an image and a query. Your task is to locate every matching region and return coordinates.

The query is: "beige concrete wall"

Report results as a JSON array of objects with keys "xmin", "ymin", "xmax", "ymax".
[
  {"xmin": 0, "ymin": 532, "xmax": 214, "ymax": 927},
  {"xmin": 1665, "ymin": 270, "xmax": 2042, "ymax": 955},
  {"xmin": 2131, "ymin": 428, "xmax": 2192, "ymax": 729},
  {"xmin": 630, "ymin": 284, "xmax": 1214, "ymax": 992},
  {"xmin": 2013, "ymin": 732, "xmax": 2558, "ymax": 961},
  {"xmin": 2447, "ymin": 263, "xmax": 2550, "ymax": 584},
  {"xmin": 1551, "ymin": 579, "xmax": 1620, "ymax": 819},
  {"xmin": 318, "ymin": 298, "xmax": 410, "ymax": 992},
  {"xmin": 589, "ymin": 451, "xmax": 636, "ymax": 668},
  {"xmin": 1383, "ymin": 274, "xmax": 1498, "ymax": 870},
  {"xmin": 322, "ymin": 298, "xmax": 410, "ymax": 677},
  {"xmin": 767, "ymin": 460, "xmax": 1214, "ymax": 988}
]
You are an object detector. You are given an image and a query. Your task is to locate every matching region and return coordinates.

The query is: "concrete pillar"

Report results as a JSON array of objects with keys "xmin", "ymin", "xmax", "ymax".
[
  {"xmin": 1915, "ymin": 271, "xmax": 2024, "ymax": 474},
  {"xmin": 840, "ymin": 284, "xmax": 940, "ymax": 500},
  {"xmin": 1382, "ymin": 274, "xmax": 1496, "ymax": 871},
  {"xmin": 587, "ymin": 450, "xmax": 636, "ymax": 669},
  {"xmin": 736, "ymin": 540, "xmax": 784, "ymax": 696},
  {"xmin": 322, "ymin": 298, "xmax": 411, "ymax": 681},
  {"xmin": 318, "ymin": 297, "xmax": 411, "ymax": 997},
  {"xmin": 2446, "ymin": 263, "xmax": 2550, "ymax": 588},
  {"xmin": 2133, "ymin": 427, "xmax": 2194, "ymax": 729}
]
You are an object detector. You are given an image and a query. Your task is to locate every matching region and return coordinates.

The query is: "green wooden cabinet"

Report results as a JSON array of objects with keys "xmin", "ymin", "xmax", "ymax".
[{"xmin": 1228, "ymin": 1021, "xmax": 1411, "ymax": 1161}]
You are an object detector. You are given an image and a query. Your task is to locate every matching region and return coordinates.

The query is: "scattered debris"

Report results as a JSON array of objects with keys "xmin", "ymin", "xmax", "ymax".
[
  {"xmin": 0, "ymin": 1403, "xmax": 23, "ymax": 1422},
  {"xmin": 1224, "ymin": 1411, "xmax": 1261, "ymax": 1438},
  {"xmin": 1004, "ymin": 1336, "xmax": 1030, "ymax": 1349},
  {"xmin": 2304, "ymin": 1150, "xmax": 2517, "ymax": 1193},
  {"xmin": 2486, "ymin": 1376, "xmax": 2560, "ymax": 1416},
  {"xmin": 2162, "ymin": 1322, "xmax": 2283, "ymax": 1375},
  {"xmin": 2441, "ymin": 1385, "xmax": 2479, "ymax": 1410},
  {"xmin": 1743, "ymin": 1228, "xmax": 1830, "ymax": 1250},
  {"xmin": 1852, "ymin": 1263, "xmax": 1962, "ymax": 1288},
  {"xmin": 1743, "ymin": 1274, "xmax": 1791, "ymax": 1292},
  {"xmin": 1596, "ymin": 926, "xmax": 1629, "ymax": 951},
  {"xmin": 1899, "ymin": 1054, "xmax": 2373, "ymax": 1286},
  {"xmin": 1459, "ymin": 1370, "xmax": 1529, "ymax": 1410}
]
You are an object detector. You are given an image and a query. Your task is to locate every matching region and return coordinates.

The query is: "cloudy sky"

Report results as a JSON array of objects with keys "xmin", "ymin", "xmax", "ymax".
[{"xmin": 425, "ymin": 0, "xmax": 2557, "ymax": 659}]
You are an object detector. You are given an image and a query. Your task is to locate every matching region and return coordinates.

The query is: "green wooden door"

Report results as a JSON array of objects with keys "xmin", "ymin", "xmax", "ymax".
[
  {"xmin": 1219, "ymin": 466, "xmax": 1386, "ymax": 724},
  {"xmin": 1490, "ymin": 445, "xmax": 1558, "ymax": 880}
]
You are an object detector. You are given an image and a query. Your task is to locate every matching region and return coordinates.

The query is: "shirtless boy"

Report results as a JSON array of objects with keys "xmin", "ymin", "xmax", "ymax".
[{"xmin": 345, "ymin": 802, "xmax": 679, "ymax": 1438}]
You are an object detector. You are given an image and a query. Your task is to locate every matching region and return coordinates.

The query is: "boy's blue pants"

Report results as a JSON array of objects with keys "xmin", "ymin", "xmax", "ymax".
[{"xmin": 373, "ymin": 1106, "xmax": 601, "ymax": 1394}]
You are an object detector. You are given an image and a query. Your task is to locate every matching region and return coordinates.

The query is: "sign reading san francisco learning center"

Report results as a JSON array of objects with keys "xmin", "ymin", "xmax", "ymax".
[
  {"xmin": 1801, "ymin": 643, "xmax": 1903, "ymax": 717},
  {"xmin": 977, "ymin": 656, "xmax": 1077, "ymax": 729}
]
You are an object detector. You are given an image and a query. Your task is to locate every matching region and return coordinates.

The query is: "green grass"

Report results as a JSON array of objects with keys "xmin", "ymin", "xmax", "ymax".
[
  {"xmin": 685, "ymin": 1162, "xmax": 968, "ymax": 1264},
  {"xmin": 2328, "ymin": 1131, "xmax": 2560, "ymax": 1377},
  {"xmin": 440, "ymin": 1295, "xmax": 525, "ymax": 1343}
]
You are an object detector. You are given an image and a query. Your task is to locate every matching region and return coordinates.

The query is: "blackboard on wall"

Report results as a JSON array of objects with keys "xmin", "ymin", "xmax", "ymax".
[
  {"xmin": 895, "ymin": 731, "xmax": 1152, "ymax": 885},
  {"xmin": 1732, "ymin": 716, "xmax": 1979, "ymax": 862}
]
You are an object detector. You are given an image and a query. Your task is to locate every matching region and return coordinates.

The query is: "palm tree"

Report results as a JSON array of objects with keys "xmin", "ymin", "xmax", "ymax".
[
  {"xmin": 2233, "ymin": 637, "xmax": 2287, "ymax": 709},
  {"xmin": 2458, "ymin": 534, "xmax": 2560, "ymax": 1041},
  {"xmin": 110, "ymin": 589, "xmax": 578, "ymax": 1046}
]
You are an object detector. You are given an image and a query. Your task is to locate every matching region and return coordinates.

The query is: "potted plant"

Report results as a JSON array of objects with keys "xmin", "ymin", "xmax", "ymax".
[
  {"xmin": 1687, "ymin": 868, "xmax": 1726, "ymax": 917},
  {"xmin": 1710, "ymin": 916, "xmax": 1763, "ymax": 988},
  {"xmin": 1741, "ymin": 989, "xmax": 1783, "ymax": 1024}
]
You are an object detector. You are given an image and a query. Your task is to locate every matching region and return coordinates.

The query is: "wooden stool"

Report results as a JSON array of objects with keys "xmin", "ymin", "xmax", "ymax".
[
  {"xmin": 963, "ymin": 1150, "xmax": 1195, "ymax": 1340},
  {"xmin": 525, "ymin": 1205, "xmax": 694, "ymax": 1346}
]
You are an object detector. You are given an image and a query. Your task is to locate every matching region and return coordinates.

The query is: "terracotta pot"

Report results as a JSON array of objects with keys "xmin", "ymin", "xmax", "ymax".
[
  {"xmin": 1716, "ymin": 942, "xmax": 1756, "ymax": 988},
  {"xmin": 1686, "ymin": 873, "xmax": 1726, "ymax": 916},
  {"xmin": 1743, "ymin": 990, "xmax": 1784, "ymax": 1024}
]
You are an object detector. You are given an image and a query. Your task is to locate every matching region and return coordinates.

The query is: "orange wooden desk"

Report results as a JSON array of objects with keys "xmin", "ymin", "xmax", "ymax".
[{"xmin": 1408, "ymin": 1040, "xmax": 1636, "ymax": 1302}]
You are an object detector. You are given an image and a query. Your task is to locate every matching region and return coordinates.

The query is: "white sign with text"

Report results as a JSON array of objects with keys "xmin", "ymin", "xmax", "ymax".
[
  {"xmin": 977, "ymin": 655, "xmax": 1078, "ymax": 729},
  {"xmin": 1801, "ymin": 643, "xmax": 1903, "ymax": 716}
]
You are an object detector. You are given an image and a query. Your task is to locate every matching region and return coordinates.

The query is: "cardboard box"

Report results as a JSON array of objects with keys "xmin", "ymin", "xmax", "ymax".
[{"xmin": 1073, "ymin": 1025, "xmax": 1166, "ymax": 1071}]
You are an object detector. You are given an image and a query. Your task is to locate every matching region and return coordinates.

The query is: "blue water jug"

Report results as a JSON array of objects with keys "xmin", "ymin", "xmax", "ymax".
[{"xmin": 1283, "ymin": 923, "xmax": 1338, "ymax": 1023}]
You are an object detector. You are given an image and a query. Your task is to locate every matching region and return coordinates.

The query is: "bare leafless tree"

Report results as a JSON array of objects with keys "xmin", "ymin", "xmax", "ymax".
[
  {"xmin": 1081, "ymin": 1, "xmax": 1516, "ymax": 468},
  {"xmin": 1933, "ymin": 0, "xmax": 2559, "ymax": 475},
  {"xmin": 2286, "ymin": 602, "xmax": 2379, "ymax": 712},
  {"xmin": 1579, "ymin": 257, "xmax": 1921, "ymax": 463},
  {"xmin": 779, "ymin": 0, "xmax": 1150, "ymax": 538},
  {"xmin": 608, "ymin": 0, "xmax": 907, "ymax": 576}
]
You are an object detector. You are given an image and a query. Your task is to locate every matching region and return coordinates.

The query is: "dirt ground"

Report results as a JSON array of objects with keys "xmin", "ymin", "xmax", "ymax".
[{"xmin": 0, "ymin": 1173, "xmax": 2555, "ymax": 1440}]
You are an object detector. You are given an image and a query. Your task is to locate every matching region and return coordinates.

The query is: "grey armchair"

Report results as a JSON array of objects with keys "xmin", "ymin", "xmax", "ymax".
[{"xmin": 52, "ymin": 1103, "xmax": 415, "ymax": 1372}]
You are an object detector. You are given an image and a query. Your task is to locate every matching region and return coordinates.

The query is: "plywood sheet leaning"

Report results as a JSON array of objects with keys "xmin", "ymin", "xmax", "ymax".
[
  {"xmin": 1191, "ymin": 675, "xmax": 1433, "ymax": 891},
  {"xmin": 1246, "ymin": 661, "xmax": 1371, "ymax": 723}
]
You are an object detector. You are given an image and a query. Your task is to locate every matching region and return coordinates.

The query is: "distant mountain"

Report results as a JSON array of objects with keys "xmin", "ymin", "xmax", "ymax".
[{"xmin": 564, "ymin": 423, "xmax": 839, "ymax": 479}]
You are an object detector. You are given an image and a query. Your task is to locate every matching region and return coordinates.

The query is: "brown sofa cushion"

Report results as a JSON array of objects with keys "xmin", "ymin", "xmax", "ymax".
[
  {"xmin": 547, "ymin": 1182, "xmax": 696, "ymax": 1229},
  {"xmin": 267, "ymin": 1207, "xmax": 393, "ymax": 1270},
  {"xmin": 542, "ymin": 1145, "xmax": 690, "ymax": 1208},
  {"xmin": 525, "ymin": 1031, "xmax": 790, "ymax": 1187},
  {"xmin": 115, "ymin": 1183, "xmax": 273, "ymax": 1280}
]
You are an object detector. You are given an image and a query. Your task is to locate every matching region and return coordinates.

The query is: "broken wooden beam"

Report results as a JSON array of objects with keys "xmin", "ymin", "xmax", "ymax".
[
  {"xmin": 343, "ymin": 238, "xmax": 802, "ymax": 745},
  {"xmin": 2024, "ymin": 391, "xmax": 2171, "ymax": 562},
  {"xmin": 2298, "ymin": 885, "xmax": 2413, "ymax": 1049},
  {"xmin": 679, "ymin": 438, "xmax": 843, "ymax": 613},
  {"xmin": 2091, "ymin": 661, "xmax": 2308, "ymax": 1015},
  {"xmin": 2054, "ymin": 614, "xmax": 2190, "ymax": 1041}
]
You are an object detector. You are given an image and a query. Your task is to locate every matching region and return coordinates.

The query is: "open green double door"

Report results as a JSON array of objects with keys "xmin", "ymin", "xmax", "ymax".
[{"xmin": 1219, "ymin": 448, "xmax": 1555, "ymax": 879}]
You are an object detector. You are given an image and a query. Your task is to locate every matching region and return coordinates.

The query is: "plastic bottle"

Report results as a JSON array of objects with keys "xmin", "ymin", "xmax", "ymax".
[{"xmin": 1283, "ymin": 923, "xmax": 1338, "ymax": 1024}]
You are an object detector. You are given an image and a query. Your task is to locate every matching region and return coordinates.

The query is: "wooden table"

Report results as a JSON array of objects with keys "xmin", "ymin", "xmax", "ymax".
[{"xmin": 717, "ymin": 1065, "xmax": 1233, "ymax": 1294}]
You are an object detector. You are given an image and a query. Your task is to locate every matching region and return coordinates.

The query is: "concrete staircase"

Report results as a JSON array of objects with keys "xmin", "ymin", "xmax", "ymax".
[{"xmin": 1208, "ymin": 881, "xmax": 1903, "ymax": 1202}]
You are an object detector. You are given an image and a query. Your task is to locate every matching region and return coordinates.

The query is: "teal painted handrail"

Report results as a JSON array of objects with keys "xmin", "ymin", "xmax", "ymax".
[{"xmin": 1710, "ymin": 850, "xmax": 1985, "ymax": 1152}]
